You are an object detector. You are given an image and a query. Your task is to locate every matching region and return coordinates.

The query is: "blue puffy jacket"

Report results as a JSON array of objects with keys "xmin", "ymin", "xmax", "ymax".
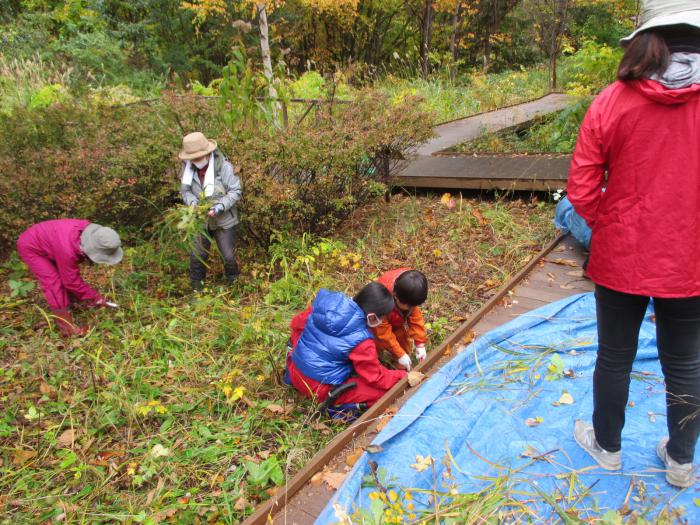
[{"xmin": 292, "ymin": 289, "xmax": 372, "ymax": 385}]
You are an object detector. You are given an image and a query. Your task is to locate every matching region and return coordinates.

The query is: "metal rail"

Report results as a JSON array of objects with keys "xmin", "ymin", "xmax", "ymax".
[{"xmin": 242, "ymin": 232, "xmax": 567, "ymax": 525}]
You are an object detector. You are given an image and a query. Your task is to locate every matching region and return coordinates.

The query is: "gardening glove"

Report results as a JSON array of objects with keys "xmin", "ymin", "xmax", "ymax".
[
  {"xmin": 397, "ymin": 354, "xmax": 412, "ymax": 371},
  {"xmin": 415, "ymin": 344, "xmax": 427, "ymax": 362},
  {"xmin": 208, "ymin": 203, "xmax": 225, "ymax": 217},
  {"xmin": 52, "ymin": 309, "xmax": 88, "ymax": 338}
]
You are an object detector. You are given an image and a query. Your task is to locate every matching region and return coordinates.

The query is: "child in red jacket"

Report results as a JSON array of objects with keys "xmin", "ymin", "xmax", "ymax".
[{"xmin": 372, "ymin": 269, "xmax": 429, "ymax": 371}]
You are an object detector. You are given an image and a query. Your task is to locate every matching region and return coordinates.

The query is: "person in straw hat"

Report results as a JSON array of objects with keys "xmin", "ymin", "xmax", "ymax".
[
  {"xmin": 179, "ymin": 131, "xmax": 242, "ymax": 291},
  {"xmin": 17, "ymin": 219, "xmax": 123, "ymax": 337},
  {"xmin": 568, "ymin": 0, "xmax": 700, "ymax": 488}
]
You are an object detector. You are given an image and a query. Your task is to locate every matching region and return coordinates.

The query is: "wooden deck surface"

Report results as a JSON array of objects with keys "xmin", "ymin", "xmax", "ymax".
[
  {"xmin": 270, "ymin": 235, "xmax": 593, "ymax": 525},
  {"xmin": 394, "ymin": 93, "xmax": 576, "ymax": 191}
]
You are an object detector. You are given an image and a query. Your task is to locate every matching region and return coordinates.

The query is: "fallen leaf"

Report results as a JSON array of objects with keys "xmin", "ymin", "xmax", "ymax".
[
  {"xmin": 375, "ymin": 406, "xmax": 398, "ymax": 432},
  {"xmin": 448, "ymin": 283, "xmax": 464, "ymax": 293},
  {"xmin": 628, "ymin": 401, "xmax": 635, "ymax": 407},
  {"xmin": 558, "ymin": 392, "xmax": 574, "ymax": 405},
  {"xmin": 472, "ymin": 208, "xmax": 485, "ymax": 225},
  {"xmin": 410, "ymin": 454, "xmax": 433, "ymax": 472},
  {"xmin": 311, "ymin": 422, "xmax": 330, "ymax": 431},
  {"xmin": 462, "ymin": 330, "xmax": 476, "ymax": 345},
  {"xmin": 363, "ymin": 444, "xmax": 383, "ymax": 454},
  {"xmin": 56, "ymin": 429, "xmax": 77, "ymax": 448},
  {"xmin": 234, "ymin": 497, "xmax": 245, "ymax": 511},
  {"xmin": 346, "ymin": 448, "xmax": 363, "ymax": 467},
  {"xmin": 547, "ymin": 272, "xmax": 556, "ymax": 281},
  {"xmin": 150, "ymin": 444, "xmax": 170, "ymax": 458},
  {"xmin": 548, "ymin": 258, "xmax": 579, "ymax": 267},
  {"xmin": 145, "ymin": 477, "xmax": 165, "ymax": 506},
  {"xmin": 39, "ymin": 381, "xmax": 54, "ymax": 396},
  {"xmin": 407, "ymin": 371, "xmax": 425, "ymax": 387},
  {"xmin": 264, "ymin": 404, "xmax": 284, "ymax": 414},
  {"xmin": 440, "ymin": 193, "xmax": 455, "ymax": 209},
  {"xmin": 521, "ymin": 446, "xmax": 539, "ymax": 458},
  {"xmin": 310, "ymin": 472, "xmax": 324, "ymax": 485},
  {"xmin": 525, "ymin": 417, "xmax": 543, "ymax": 427},
  {"xmin": 563, "ymin": 369, "xmax": 575, "ymax": 379},
  {"xmin": 12, "ymin": 449, "xmax": 37, "ymax": 465},
  {"xmin": 566, "ymin": 270, "xmax": 583, "ymax": 277},
  {"xmin": 321, "ymin": 471, "xmax": 346, "ymax": 490}
]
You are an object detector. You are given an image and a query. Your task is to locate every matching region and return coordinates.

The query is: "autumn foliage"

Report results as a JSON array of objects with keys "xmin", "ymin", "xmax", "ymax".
[{"xmin": 0, "ymin": 93, "xmax": 431, "ymax": 253}]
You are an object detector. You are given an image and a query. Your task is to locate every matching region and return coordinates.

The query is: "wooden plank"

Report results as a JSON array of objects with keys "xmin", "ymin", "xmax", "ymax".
[
  {"xmin": 516, "ymin": 284, "xmax": 573, "ymax": 303},
  {"xmin": 397, "ymin": 154, "xmax": 571, "ymax": 181},
  {"xmin": 394, "ymin": 176, "xmax": 566, "ymax": 192},
  {"xmin": 243, "ymin": 233, "xmax": 567, "ymax": 525},
  {"xmin": 417, "ymin": 93, "xmax": 576, "ymax": 155}
]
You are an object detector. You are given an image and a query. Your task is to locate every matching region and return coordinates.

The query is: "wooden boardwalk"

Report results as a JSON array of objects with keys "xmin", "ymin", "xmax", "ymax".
[
  {"xmin": 395, "ymin": 93, "xmax": 576, "ymax": 191},
  {"xmin": 256, "ymin": 234, "xmax": 592, "ymax": 525}
]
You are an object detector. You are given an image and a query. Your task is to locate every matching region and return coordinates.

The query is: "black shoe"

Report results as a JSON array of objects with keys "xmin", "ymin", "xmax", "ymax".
[{"xmin": 191, "ymin": 280, "xmax": 204, "ymax": 292}]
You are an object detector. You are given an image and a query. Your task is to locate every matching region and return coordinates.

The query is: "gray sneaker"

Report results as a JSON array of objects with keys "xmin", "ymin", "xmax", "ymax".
[
  {"xmin": 573, "ymin": 420, "xmax": 621, "ymax": 470},
  {"xmin": 656, "ymin": 438, "xmax": 695, "ymax": 488}
]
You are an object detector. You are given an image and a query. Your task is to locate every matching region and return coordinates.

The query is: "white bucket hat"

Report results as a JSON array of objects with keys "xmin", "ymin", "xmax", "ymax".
[
  {"xmin": 178, "ymin": 132, "xmax": 217, "ymax": 160},
  {"xmin": 621, "ymin": 0, "xmax": 700, "ymax": 44},
  {"xmin": 81, "ymin": 224, "xmax": 123, "ymax": 265}
]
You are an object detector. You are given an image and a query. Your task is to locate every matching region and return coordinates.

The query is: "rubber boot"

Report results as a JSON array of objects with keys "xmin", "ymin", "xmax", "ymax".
[{"xmin": 52, "ymin": 309, "xmax": 88, "ymax": 337}]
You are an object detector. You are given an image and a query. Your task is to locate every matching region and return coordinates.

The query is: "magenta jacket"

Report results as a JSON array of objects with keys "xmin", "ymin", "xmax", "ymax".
[{"xmin": 17, "ymin": 219, "xmax": 102, "ymax": 310}]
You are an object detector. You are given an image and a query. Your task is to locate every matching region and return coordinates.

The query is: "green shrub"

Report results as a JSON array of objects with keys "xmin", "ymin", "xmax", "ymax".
[
  {"xmin": 0, "ymin": 92, "xmax": 431, "ymax": 254},
  {"xmin": 560, "ymin": 40, "xmax": 623, "ymax": 96},
  {"xmin": 0, "ymin": 101, "xmax": 181, "ymax": 252}
]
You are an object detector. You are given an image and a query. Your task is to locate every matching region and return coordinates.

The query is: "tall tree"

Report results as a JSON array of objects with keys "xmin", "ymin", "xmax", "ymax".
[{"xmin": 529, "ymin": 0, "xmax": 571, "ymax": 88}]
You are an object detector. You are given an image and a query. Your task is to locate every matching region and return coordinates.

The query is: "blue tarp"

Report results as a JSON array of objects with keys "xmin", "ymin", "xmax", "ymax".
[{"xmin": 316, "ymin": 293, "xmax": 699, "ymax": 523}]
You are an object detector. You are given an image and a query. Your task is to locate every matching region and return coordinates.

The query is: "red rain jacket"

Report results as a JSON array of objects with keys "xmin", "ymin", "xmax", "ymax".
[
  {"xmin": 17, "ymin": 219, "xmax": 102, "ymax": 310},
  {"xmin": 568, "ymin": 79, "xmax": 700, "ymax": 297}
]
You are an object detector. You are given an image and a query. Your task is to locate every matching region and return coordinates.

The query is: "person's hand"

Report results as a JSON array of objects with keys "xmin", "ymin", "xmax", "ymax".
[
  {"xmin": 92, "ymin": 297, "xmax": 119, "ymax": 309},
  {"xmin": 415, "ymin": 344, "xmax": 427, "ymax": 362},
  {"xmin": 208, "ymin": 204, "xmax": 225, "ymax": 217},
  {"xmin": 398, "ymin": 354, "xmax": 412, "ymax": 371}
]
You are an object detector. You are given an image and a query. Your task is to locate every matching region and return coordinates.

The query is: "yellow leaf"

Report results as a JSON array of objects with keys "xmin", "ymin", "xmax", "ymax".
[{"xmin": 410, "ymin": 454, "xmax": 433, "ymax": 472}]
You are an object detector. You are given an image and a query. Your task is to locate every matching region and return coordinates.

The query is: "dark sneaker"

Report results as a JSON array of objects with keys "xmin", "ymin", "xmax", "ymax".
[
  {"xmin": 574, "ymin": 420, "xmax": 621, "ymax": 470},
  {"xmin": 656, "ymin": 438, "xmax": 694, "ymax": 488}
]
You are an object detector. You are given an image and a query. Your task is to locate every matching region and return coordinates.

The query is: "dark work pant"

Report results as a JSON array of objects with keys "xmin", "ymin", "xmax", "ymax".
[
  {"xmin": 189, "ymin": 226, "xmax": 239, "ymax": 283},
  {"xmin": 594, "ymin": 284, "xmax": 700, "ymax": 463}
]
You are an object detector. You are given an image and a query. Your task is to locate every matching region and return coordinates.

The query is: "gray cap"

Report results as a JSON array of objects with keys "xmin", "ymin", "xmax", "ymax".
[
  {"xmin": 80, "ymin": 224, "xmax": 123, "ymax": 265},
  {"xmin": 621, "ymin": 0, "xmax": 700, "ymax": 44}
]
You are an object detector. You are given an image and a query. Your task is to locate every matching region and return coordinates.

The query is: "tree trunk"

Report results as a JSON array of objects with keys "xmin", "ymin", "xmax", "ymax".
[
  {"xmin": 482, "ymin": 31, "xmax": 491, "ymax": 73},
  {"xmin": 449, "ymin": 2, "xmax": 462, "ymax": 82},
  {"xmin": 257, "ymin": 4, "xmax": 277, "ymax": 103},
  {"xmin": 420, "ymin": 0, "xmax": 433, "ymax": 78}
]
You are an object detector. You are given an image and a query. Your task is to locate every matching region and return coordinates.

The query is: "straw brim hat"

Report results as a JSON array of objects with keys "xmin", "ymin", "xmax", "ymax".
[
  {"xmin": 621, "ymin": 6, "xmax": 700, "ymax": 44},
  {"xmin": 178, "ymin": 132, "xmax": 217, "ymax": 160},
  {"xmin": 80, "ymin": 224, "xmax": 124, "ymax": 265}
]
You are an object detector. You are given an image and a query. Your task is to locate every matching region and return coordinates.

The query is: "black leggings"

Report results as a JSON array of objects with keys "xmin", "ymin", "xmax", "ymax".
[
  {"xmin": 190, "ymin": 226, "xmax": 238, "ymax": 283},
  {"xmin": 594, "ymin": 284, "xmax": 700, "ymax": 463}
]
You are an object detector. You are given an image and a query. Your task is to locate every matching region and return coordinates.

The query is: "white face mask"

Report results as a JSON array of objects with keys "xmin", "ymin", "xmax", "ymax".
[
  {"xmin": 193, "ymin": 158, "xmax": 209, "ymax": 169},
  {"xmin": 366, "ymin": 313, "xmax": 383, "ymax": 328}
]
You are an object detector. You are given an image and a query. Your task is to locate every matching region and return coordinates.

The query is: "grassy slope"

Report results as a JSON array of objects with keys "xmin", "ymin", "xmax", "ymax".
[{"xmin": 0, "ymin": 194, "xmax": 555, "ymax": 523}]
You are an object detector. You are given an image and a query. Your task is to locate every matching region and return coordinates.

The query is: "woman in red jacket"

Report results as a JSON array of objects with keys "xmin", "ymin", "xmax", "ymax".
[{"xmin": 569, "ymin": 1, "xmax": 700, "ymax": 488}]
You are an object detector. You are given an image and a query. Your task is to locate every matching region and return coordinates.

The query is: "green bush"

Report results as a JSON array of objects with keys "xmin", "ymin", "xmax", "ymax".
[
  {"xmin": 0, "ymin": 92, "xmax": 431, "ymax": 253},
  {"xmin": 560, "ymin": 40, "xmax": 623, "ymax": 96},
  {"xmin": 0, "ymin": 101, "xmax": 181, "ymax": 252}
]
